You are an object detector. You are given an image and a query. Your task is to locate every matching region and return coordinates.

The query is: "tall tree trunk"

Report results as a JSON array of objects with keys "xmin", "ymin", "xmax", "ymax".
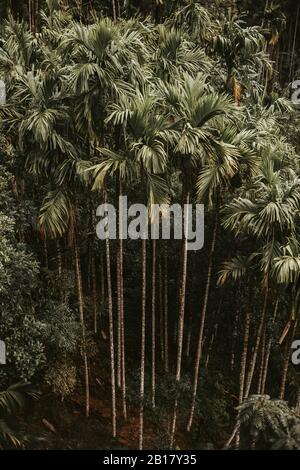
[
  {"xmin": 116, "ymin": 254, "xmax": 122, "ymax": 386},
  {"xmin": 239, "ymin": 311, "xmax": 250, "ymax": 404},
  {"xmin": 261, "ymin": 298, "xmax": 279, "ymax": 394},
  {"xmin": 74, "ymin": 234, "xmax": 90, "ymax": 418},
  {"xmin": 56, "ymin": 239, "xmax": 62, "ymax": 276},
  {"xmin": 104, "ymin": 189, "xmax": 117, "ymax": 437},
  {"xmin": 185, "ymin": 303, "xmax": 193, "ymax": 359},
  {"xmin": 244, "ymin": 280, "xmax": 269, "ymax": 399},
  {"xmin": 139, "ymin": 238, "xmax": 147, "ymax": 449},
  {"xmin": 279, "ymin": 316, "xmax": 298, "ymax": 400},
  {"xmin": 151, "ymin": 238, "xmax": 156, "ymax": 409},
  {"xmin": 204, "ymin": 323, "xmax": 218, "ymax": 369},
  {"xmin": 100, "ymin": 250, "xmax": 105, "ymax": 301},
  {"xmin": 28, "ymin": 0, "xmax": 32, "ymax": 30},
  {"xmin": 187, "ymin": 211, "xmax": 218, "ymax": 432},
  {"xmin": 112, "ymin": 0, "xmax": 117, "ymax": 21},
  {"xmin": 170, "ymin": 191, "xmax": 190, "ymax": 448},
  {"xmin": 120, "ymin": 246, "xmax": 127, "ymax": 419},
  {"xmin": 204, "ymin": 299, "xmax": 222, "ymax": 369},
  {"xmin": 289, "ymin": 0, "xmax": 300, "ymax": 83},
  {"xmin": 257, "ymin": 328, "xmax": 266, "ymax": 394},
  {"xmin": 296, "ymin": 388, "xmax": 300, "ymax": 413},
  {"xmin": 117, "ymin": 177, "xmax": 126, "ymax": 417},
  {"xmin": 235, "ymin": 311, "xmax": 250, "ymax": 449},
  {"xmin": 158, "ymin": 259, "xmax": 164, "ymax": 363},
  {"xmin": 164, "ymin": 251, "xmax": 169, "ymax": 373},
  {"xmin": 230, "ymin": 308, "xmax": 239, "ymax": 371},
  {"xmin": 91, "ymin": 254, "xmax": 98, "ymax": 334}
]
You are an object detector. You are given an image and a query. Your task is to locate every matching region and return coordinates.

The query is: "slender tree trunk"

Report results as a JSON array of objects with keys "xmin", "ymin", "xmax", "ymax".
[
  {"xmin": 261, "ymin": 298, "xmax": 279, "ymax": 395},
  {"xmin": 289, "ymin": 0, "xmax": 300, "ymax": 83},
  {"xmin": 91, "ymin": 254, "xmax": 98, "ymax": 334},
  {"xmin": 112, "ymin": 0, "xmax": 117, "ymax": 21},
  {"xmin": 28, "ymin": 0, "xmax": 32, "ymax": 31},
  {"xmin": 139, "ymin": 238, "xmax": 147, "ymax": 449},
  {"xmin": 100, "ymin": 250, "xmax": 105, "ymax": 301},
  {"xmin": 230, "ymin": 308, "xmax": 239, "ymax": 371},
  {"xmin": 158, "ymin": 259, "xmax": 164, "ymax": 363},
  {"xmin": 279, "ymin": 316, "xmax": 298, "ymax": 400},
  {"xmin": 104, "ymin": 189, "xmax": 117, "ymax": 437},
  {"xmin": 170, "ymin": 191, "xmax": 190, "ymax": 448},
  {"xmin": 98, "ymin": 249, "xmax": 105, "ymax": 335},
  {"xmin": 56, "ymin": 239, "xmax": 62, "ymax": 276},
  {"xmin": 116, "ymin": 211, "xmax": 122, "ymax": 389},
  {"xmin": 235, "ymin": 311, "xmax": 251, "ymax": 449},
  {"xmin": 74, "ymin": 234, "xmax": 90, "ymax": 418},
  {"xmin": 185, "ymin": 303, "xmax": 193, "ymax": 359},
  {"xmin": 240, "ymin": 311, "xmax": 250, "ymax": 404},
  {"xmin": 164, "ymin": 251, "xmax": 169, "ymax": 373},
  {"xmin": 119, "ymin": 186, "xmax": 127, "ymax": 418},
  {"xmin": 187, "ymin": 211, "xmax": 218, "ymax": 432},
  {"xmin": 120, "ymin": 247, "xmax": 127, "ymax": 419},
  {"xmin": 296, "ymin": 388, "xmax": 300, "ymax": 413},
  {"xmin": 257, "ymin": 328, "xmax": 266, "ymax": 394},
  {"xmin": 204, "ymin": 323, "xmax": 218, "ymax": 369},
  {"xmin": 151, "ymin": 238, "xmax": 156, "ymax": 409},
  {"xmin": 204, "ymin": 299, "xmax": 222, "ymax": 369},
  {"xmin": 244, "ymin": 280, "xmax": 269, "ymax": 399}
]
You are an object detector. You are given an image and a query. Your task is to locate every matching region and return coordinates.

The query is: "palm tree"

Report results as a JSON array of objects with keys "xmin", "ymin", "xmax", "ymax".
[
  {"xmin": 0, "ymin": 382, "xmax": 40, "ymax": 449},
  {"xmin": 187, "ymin": 122, "xmax": 257, "ymax": 431},
  {"xmin": 213, "ymin": 16, "xmax": 267, "ymax": 101},
  {"xmin": 223, "ymin": 161, "xmax": 300, "ymax": 398},
  {"xmin": 272, "ymin": 247, "xmax": 300, "ymax": 399},
  {"xmin": 160, "ymin": 72, "xmax": 239, "ymax": 444}
]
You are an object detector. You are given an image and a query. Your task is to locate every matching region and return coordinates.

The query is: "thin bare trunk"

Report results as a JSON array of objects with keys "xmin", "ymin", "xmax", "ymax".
[
  {"xmin": 235, "ymin": 311, "xmax": 250, "ymax": 449},
  {"xmin": 116, "ymin": 232, "xmax": 122, "ymax": 389},
  {"xmin": 104, "ymin": 189, "xmax": 117, "ymax": 437},
  {"xmin": 56, "ymin": 239, "xmax": 62, "ymax": 276},
  {"xmin": 100, "ymin": 250, "xmax": 105, "ymax": 300},
  {"xmin": 296, "ymin": 388, "xmax": 300, "ymax": 413},
  {"xmin": 120, "ymin": 246, "xmax": 127, "ymax": 419},
  {"xmin": 91, "ymin": 254, "xmax": 98, "ymax": 334},
  {"xmin": 170, "ymin": 191, "xmax": 190, "ymax": 448},
  {"xmin": 164, "ymin": 251, "xmax": 169, "ymax": 373},
  {"xmin": 28, "ymin": 0, "xmax": 32, "ymax": 30},
  {"xmin": 158, "ymin": 259, "xmax": 164, "ymax": 363},
  {"xmin": 231, "ymin": 304, "xmax": 240, "ymax": 371},
  {"xmin": 204, "ymin": 323, "xmax": 218, "ymax": 369},
  {"xmin": 139, "ymin": 238, "xmax": 147, "ymax": 449},
  {"xmin": 240, "ymin": 312, "xmax": 250, "ymax": 404},
  {"xmin": 257, "ymin": 328, "xmax": 266, "ymax": 394},
  {"xmin": 151, "ymin": 238, "xmax": 156, "ymax": 409},
  {"xmin": 120, "ymin": 201, "xmax": 126, "ymax": 419},
  {"xmin": 261, "ymin": 298, "xmax": 279, "ymax": 394},
  {"xmin": 187, "ymin": 211, "xmax": 218, "ymax": 432},
  {"xmin": 244, "ymin": 281, "xmax": 269, "ymax": 399},
  {"xmin": 185, "ymin": 302, "xmax": 193, "ymax": 358},
  {"xmin": 289, "ymin": 0, "xmax": 300, "ymax": 82},
  {"xmin": 279, "ymin": 317, "xmax": 298, "ymax": 400},
  {"xmin": 112, "ymin": 0, "xmax": 117, "ymax": 22},
  {"xmin": 74, "ymin": 235, "xmax": 90, "ymax": 418}
]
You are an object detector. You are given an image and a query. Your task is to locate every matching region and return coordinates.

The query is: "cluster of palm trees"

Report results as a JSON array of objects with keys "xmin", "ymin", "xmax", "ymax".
[{"xmin": 1, "ymin": 0, "xmax": 300, "ymax": 450}]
